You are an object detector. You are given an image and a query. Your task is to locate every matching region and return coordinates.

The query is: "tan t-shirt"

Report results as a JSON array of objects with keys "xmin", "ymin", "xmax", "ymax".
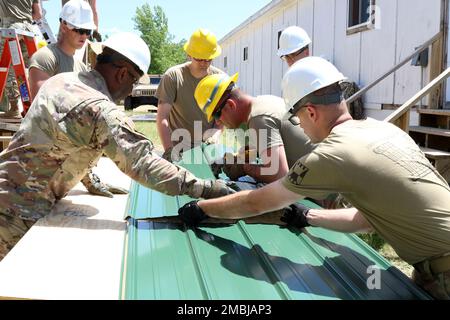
[
  {"xmin": 156, "ymin": 62, "xmax": 223, "ymax": 148},
  {"xmin": 249, "ymin": 95, "xmax": 314, "ymax": 167},
  {"xmin": 29, "ymin": 43, "xmax": 88, "ymax": 77},
  {"xmin": 282, "ymin": 118, "xmax": 450, "ymax": 264},
  {"xmin": 0, "ymin": 0, "xmax": 37, "ymax": 22}
]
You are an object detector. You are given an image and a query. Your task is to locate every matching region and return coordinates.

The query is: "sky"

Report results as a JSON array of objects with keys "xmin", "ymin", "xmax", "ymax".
[{"xmin": 42, "ymin": 0, "xmax": 273, "ymax": 42}]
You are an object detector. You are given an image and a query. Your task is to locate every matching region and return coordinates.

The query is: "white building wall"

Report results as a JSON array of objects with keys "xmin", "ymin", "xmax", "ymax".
[
  {"xmin": 360, "ymin": 0, "xmax": 397, "ymax": 108},
  {"xmin": 216, "ymin": 0, "xmax": 443, "ymax": 119}
]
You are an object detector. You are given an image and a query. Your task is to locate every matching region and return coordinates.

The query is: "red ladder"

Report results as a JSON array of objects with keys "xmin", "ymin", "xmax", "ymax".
[{"xmin": 0, "ymin": 28, "xmax": 37, "ymax": 117}]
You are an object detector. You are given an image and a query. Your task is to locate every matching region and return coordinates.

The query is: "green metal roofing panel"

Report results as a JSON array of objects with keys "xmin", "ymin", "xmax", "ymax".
[
  {"xmin": 120, "ymin": 146, "xmax": 430, "ymax": 300},
  {"xmin": 124, "ymin": 144, "xmax": 232, "ymax": 220}
]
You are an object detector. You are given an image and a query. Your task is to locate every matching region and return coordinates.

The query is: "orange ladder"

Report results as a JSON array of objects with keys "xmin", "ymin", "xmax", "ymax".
[{"xmin": 0, "ymin": 28, "xmax": 38, "ymax": 117}]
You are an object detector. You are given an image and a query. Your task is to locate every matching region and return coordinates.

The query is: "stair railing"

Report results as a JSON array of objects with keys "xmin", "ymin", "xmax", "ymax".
[
  {"xmin": 384, "ymin": 67, "xmax": 450, "ymax": 132},
  {"xmin": 346, "ymin": 32, "xmax": 443, "ymax": 104}
]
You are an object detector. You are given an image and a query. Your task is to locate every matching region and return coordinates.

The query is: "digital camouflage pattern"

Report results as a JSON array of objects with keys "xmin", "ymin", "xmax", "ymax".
[
  {"xmin": 0, "ymin": 70, "xmax": 228, "ymax": 221},
  {"xmin": 0, "ymin": 212, "xmax": 34, "ymax": 261}
]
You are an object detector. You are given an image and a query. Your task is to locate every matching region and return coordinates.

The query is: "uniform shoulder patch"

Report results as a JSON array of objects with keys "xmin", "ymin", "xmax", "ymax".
[{"xmin": 288, "ymin": 162, "xmax": 309, "ymax": 186}]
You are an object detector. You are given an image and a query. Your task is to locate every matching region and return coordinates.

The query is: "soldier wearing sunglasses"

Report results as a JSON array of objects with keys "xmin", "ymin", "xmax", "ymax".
[{"xmin": 28, "ymin": 0, "xmax": 124, "ymax": 198}]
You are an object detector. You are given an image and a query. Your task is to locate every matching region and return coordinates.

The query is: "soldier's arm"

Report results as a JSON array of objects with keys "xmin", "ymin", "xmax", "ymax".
[
  {"xmin": 32, "ymin": 0, "xmax": 43, "ymax": 21},
  {"xmin": 243, "ymin": 145, "xmax": 289, "ymax": 183},
  {"xmin": 156, "ymin": 101, "xmax": 174, "ymax": 151},
  {"xmin": 29, "ymin": 68, "xmax": 51, "ymax": 102},
  {"xmin": 95, "ymin": 105, "xmax": 204, "ymax": 197},
  {"xmin": 198, "ymin": 180, "xmax": 302, "ymax": 219}
]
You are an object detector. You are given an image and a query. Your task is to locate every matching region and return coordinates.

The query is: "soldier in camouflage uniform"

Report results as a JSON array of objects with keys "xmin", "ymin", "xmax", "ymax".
[
  {"xmin": 0, "ymin": 32, "xmax": 235, "ymax": 261},
  {"xmin": 0, "ymin": 0, "xmax": 42, "ymax": 118}
]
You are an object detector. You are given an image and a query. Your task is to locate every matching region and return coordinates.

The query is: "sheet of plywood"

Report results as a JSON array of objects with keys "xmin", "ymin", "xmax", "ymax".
[{"xmin": 0, "ymin": 157, "xmax": 131, "ymax": 300}]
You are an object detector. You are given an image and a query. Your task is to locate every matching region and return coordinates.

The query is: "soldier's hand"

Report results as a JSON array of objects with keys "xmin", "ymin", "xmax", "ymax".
[
  {"xmin": 178, "ymin": 201, "xmax": 208, "ymax": 227},
  {"xmin": 81, "ymin": 172, "xmax": 128, "ymax": 198},
  {"xmin": 222, "ymin": 163, "xmax": 246, "ymax": 181},
  {"xmin": 200, "ymin": 179, "xmax": 237, "ymax": 199},
  {"xmin": 210, "ymin": 162, "xmax": 224, "ymax": 179},
  {"xmin": 92, "ymin": 30, "xmax": 102, "ymax": 42},
  {"xmin": 162, "ymin": 146, "xmax": 182, "ymax": 163},
  {"xmin": 280, "ymin": 203, "xmax": 311, "ymax": 229},
  {"xmin": 104, "ymin": 183, "xmax": 129, "ymax": 195}
]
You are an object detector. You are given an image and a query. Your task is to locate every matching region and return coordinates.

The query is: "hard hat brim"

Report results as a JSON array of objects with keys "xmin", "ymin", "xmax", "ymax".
[
  {"xmin": 276, "ymin": 41, "xmax": 311, "ymax": 57},
  {"xmin": 206, "ymin": 72, "xmax": 238, "ymax": 122}
]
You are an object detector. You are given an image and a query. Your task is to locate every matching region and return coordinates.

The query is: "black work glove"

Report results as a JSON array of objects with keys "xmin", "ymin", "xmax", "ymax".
[
  {"xmin": 178, "ymin": 201, "xmax": 208, "ymax": 227},
  {"xmin": 210, "ymin": 162, "xmax": 224, "ymax": 179},
  {"xmin": 222, "ymin": 163, "xmax": 246, "ymax": 181},
  {"xmin": 280, "ymin": 203, "xmax": 311, "ymax": 229},
  {"xmin": 92, "ymin": 30, "xmax": 102, "ymax": 42},
  {"xmin": 81, "ymin": 172, "xmax": 129, "ymax": 198}
]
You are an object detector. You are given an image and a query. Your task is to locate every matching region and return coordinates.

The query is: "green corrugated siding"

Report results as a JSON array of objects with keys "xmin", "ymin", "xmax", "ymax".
[
  {"xmin": 124, "ymin": 144, "xmax": 231, "ymax": 220},
  {"xmin": 120, "ymin": 146, "xmax": 430, "ymax": 300}
]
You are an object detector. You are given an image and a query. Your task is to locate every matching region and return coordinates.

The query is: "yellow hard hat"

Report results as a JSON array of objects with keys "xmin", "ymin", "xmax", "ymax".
[
  {"xmin": 184, "ymin": 28, "xmax": 222, "ymax": 60},
  {"xmin": 37, "ymin": 40, "xmax": 48, "ymax": 49},
  {"xmin": 195, "ymin": 72, "xmax": 239, "ymax": 122}
]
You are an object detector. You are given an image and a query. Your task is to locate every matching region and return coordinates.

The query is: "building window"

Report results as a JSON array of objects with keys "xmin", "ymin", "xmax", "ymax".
[
  {"xmin": 347, "ymin": 0, "xmax": 375, "ymax": 35},
  {"xmin": 224, "ymin": 56, "xmax": 227, "ymax": 68},
  {"xmin": 243, "ymin": 47, "xmax": 248, "ymax": 61},
  {"xmin": 277, "ymin": 30, "xmax": 282, "ymax": 49}
]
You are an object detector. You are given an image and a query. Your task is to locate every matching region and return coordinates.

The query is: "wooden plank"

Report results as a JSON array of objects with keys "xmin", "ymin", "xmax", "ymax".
[
  {"xmin": 417, "ymin": 108, "xmax": 450, "ymax": 116},
  {"xmin": 0, "ymin": 134, "xmax": 12, "ymax": 151},
  {"xmin": 0, "ymin": 121, "xmax": 20, "ymax": 132},
  {"xmin": 0, "ymin": 157, "xmax": 131, "ymax": 300},
  {"xmin": 409, "ymin": 125, "xmax": 450, "ymax": 137},
  {"xmin": 385, "ymin": 68, "xmax": 450, "ymax": 124},
  {"xmin": 420, "ymin": 146, "xmax": 450, "ymax": 159},
  {"xmin": 429, "ymin": 34, "xmax": 444, "ymax": 108}
]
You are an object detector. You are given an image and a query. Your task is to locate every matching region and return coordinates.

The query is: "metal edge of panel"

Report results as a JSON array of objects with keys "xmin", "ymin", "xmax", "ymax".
[
  {"xmin": 124, "ymin": 145, "xmax": 224, "ymax": 220},
  {"xmin": 120, "ymin": 214, "xmax": 431, "ymax": 300}
]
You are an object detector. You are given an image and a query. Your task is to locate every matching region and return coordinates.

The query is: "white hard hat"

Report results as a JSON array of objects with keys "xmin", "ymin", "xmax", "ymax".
[
  {"xmin": 282, "ymin": 56, "xmax": 346, "ymax": 110},
  {"xmin": 60, "ymin": 0, "xmax": 97, "ymax": 30},
  {"xmin": 277, "ymin": 26, "xmax": 312, "ymax": 57},
  {"xmin": 94, "ymin": 32, "xmax": 151, "ymax": 76}
]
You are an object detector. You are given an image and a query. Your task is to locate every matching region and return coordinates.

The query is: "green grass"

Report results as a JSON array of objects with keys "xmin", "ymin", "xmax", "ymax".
[
  {"xmin": 125, "ymin": 109, "xmax": 162, "ymax": 153},
  {"xmin": 358, "ymin": 233, "xmax": 413, "ymax": 277}
]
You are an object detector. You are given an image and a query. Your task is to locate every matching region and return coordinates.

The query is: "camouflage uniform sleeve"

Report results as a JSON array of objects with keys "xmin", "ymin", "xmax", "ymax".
[{"xmin": 94, "ymin": 102, "xmax": 204, "ymax": 197}]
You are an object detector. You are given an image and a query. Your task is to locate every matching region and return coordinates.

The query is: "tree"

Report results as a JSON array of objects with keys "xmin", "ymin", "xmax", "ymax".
[{"xmin": 134, "ymin": 4, "xmax": 186, "ymax": 74}]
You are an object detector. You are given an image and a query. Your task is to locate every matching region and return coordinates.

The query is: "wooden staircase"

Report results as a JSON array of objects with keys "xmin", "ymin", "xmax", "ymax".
[{"xmin": 409, "ymin": 109, "xmax": 450, "ymax": 182}]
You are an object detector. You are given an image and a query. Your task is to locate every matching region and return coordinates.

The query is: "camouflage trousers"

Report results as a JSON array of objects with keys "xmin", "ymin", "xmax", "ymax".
[
  {"xmin": 0, "ymin": 19, "xmax": 34, "ymax": 108},
  {"xmin": 0, "ymin": 212, "xmax": 35, "ymax": 262},
  {"xmin": 412, "ymin": 257, "xmax": 450, "ymax": 300}
]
